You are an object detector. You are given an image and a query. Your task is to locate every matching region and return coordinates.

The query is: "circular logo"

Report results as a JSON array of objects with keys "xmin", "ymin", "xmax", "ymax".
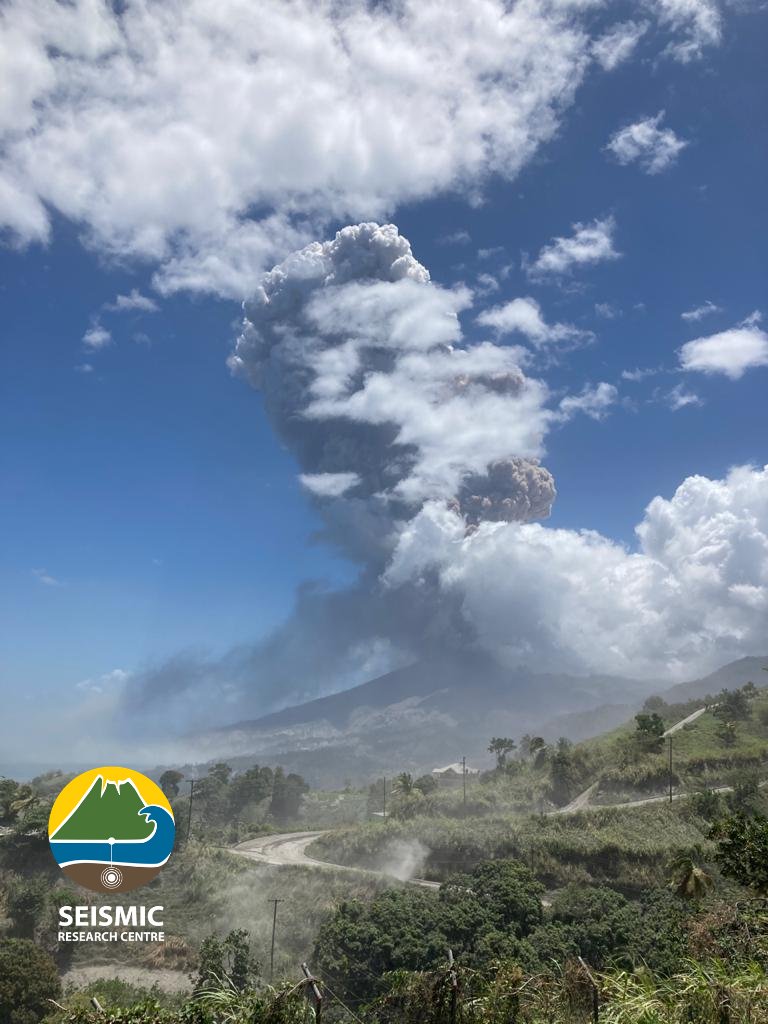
[{"xmin": 48, "ymin": 767, "xmax": 175, "ymax": 894}]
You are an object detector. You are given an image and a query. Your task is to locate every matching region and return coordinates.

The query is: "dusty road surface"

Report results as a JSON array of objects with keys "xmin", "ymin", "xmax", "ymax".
[
  {"xmin": 233, "ymin": 831, "xmax": 440, "ymax": 889},
  {"xmin": 663, "ymin": 705, "xmax": 711, "ymax": 736}
]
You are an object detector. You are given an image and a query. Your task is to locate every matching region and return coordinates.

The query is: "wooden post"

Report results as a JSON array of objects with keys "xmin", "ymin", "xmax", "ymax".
[
  {"xmin": 447, "ymin": 949, "xmax": 458, "ymax": 1024},
  {"xmin": 302, "ymin": 962, "xmax": 323, "ymax": 1023},
  {"xmin": 577, "ymin": 956, "xmax": 599, "ymax": 1024}
]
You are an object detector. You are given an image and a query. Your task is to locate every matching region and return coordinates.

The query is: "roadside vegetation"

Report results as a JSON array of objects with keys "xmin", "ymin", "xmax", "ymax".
[{"xmin": 2, "ymin": 678, "xmax": 768, "ymax": 1021}]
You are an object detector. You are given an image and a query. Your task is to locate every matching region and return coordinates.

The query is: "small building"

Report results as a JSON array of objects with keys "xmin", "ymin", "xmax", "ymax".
[{"xmin": 431, "ymin": 762, "xmax": 480, "ymax": 789}]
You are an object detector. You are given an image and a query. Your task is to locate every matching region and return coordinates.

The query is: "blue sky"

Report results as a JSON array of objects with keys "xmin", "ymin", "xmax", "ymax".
[{"xmin": 0, "ymin": 0, "xmax": 766, "ymax": 758}]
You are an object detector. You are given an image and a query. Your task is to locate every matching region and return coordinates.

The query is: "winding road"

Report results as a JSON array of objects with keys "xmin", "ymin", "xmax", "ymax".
[
  {"xmin": 233, "ymin": 831, "xmax": 440, "ymax": 888},
  {"xmin": 231, "ymin": 703, "xmax": 756, "ymax": 890}
]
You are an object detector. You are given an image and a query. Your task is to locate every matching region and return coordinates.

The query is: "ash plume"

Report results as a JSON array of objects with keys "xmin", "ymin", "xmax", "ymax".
[
  {"xmin": 116, "ymin": 224, "xmax": 768, "ymax": 733},
  {"xmin": 229, "ymin": 222, "xmax": 555, "ymax": 567},
  {"xmin": 453, "ymin": 458, "xmax": 556, "ymax": 528}
]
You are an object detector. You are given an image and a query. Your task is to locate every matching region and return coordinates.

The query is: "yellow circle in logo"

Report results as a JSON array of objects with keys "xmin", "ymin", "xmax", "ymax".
[{"xmin": 49, "ymin": 766, "xmax": 175, "ymax": 894}]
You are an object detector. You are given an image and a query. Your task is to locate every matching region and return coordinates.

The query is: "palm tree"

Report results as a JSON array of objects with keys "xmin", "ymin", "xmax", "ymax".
[{"xmin": 669, "ymin": 847, "xmax": 713, "ymax": 900}]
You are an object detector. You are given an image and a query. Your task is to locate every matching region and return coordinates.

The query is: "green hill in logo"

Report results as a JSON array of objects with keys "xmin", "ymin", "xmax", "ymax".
[{"xmin": 51, "ymin": 776, "xmax": 153, "ymax": 841}]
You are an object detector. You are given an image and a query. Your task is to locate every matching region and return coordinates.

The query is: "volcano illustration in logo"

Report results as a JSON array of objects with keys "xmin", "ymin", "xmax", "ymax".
[{"xmin": 48, "ymin": 767, "xmax": 175, "ymax": 893}]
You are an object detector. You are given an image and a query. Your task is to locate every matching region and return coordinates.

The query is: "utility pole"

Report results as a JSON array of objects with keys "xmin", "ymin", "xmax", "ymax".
[
  {"xmin": 186, "ymin": 779, "xmax": 195, "ymax": 842},
  {"xmin": 382, "ymin": 776, "xmax": 386, "ymax": 819},
  {"xmin": 462, "ymin": 756, "xmax": 467, "ymax": 813},
  {"xmin": 268, "ymin": 898, "xmax": 284, "ymax": 980},
  {"xmin": 668, "ymin": 736, "xmax": 673, "ymax": 804}
]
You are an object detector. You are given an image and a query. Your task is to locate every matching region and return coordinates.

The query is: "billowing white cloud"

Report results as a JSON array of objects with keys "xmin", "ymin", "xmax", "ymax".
[
  {"xmin": 606, "ymin": 112, "xmax": 687, "ymax": 174},
  {"xmin": 527, "ymin": 216, "xmax": 620, "ymax": 279},
  {"xmin": 477, "ymin": 297, "xmax": 592, "ymax": 349},
  {"xmin": 681, "ymin": 299, "xmax": 722, "ymax": 322},
  {"xmin": 592, "ymin": 20, "xmax": 648, "ymax": 70},
  {"xmin": 653, "ymin": 0, "xmax": 723, "ymax": 62},
  {"xmin": 0, "ymin": 0, "xmax": 611, "ymax": 298},
  {"xmin": 385, "ymin": 463, "xmax": 768, "ymax": 680},
  {"xmin": 0, "ymin": 0, "xmax": 727, "ymax": 298},
  {"xmin": 679, "ymin": 314, "xmax": 768, "ymax": 379}
]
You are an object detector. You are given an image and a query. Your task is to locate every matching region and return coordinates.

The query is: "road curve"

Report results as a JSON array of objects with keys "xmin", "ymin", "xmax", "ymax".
[{"xmin": 233, "ymin": 831, "xmax": 440, "ymax": 889}]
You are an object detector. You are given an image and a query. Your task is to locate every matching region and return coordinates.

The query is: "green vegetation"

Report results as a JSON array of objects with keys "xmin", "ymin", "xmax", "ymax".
[
  {"xmin": 0, "ymin": 938, "xmax": 61, "ymax": 1024},
  {"xmin": 3, "ymin": 677, "xmax": 768, "ymax": 1022},
  {"xmin": 181, "ymin": 763, "xmax": 310, "ymax": 843},
  {"xmin": 711, "ymin": 812, "xmax": 768, "ymax": 894},
  {"xmin": 309, "ymin": 802, "xmax": 718, "ymax": 890},
  {"xmin": 33, "ymin": 956, "xmax": 768, "ymax": 1023}
]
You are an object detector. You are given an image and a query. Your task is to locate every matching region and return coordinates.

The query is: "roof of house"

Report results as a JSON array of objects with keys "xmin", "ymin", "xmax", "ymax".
[{"xmin": 432, "ymin": 762, "xmax": 480, "ymax": 775}]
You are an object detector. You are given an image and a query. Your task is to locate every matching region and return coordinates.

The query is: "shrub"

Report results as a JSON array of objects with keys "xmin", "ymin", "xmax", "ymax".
[{"xmin": 0, "ymin": 938, "xmax": 61, "ymax": 1024}]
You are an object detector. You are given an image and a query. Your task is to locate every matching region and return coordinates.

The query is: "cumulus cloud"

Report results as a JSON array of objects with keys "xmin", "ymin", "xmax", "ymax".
[
  {"xmin": 622, "ymin": 366, "xmax": 660, "ymax": 382},
  {"xmin": 595, "ymin": 302, "xmax": 621, "ymax": 319},
  {"xmin": 558, "ymin": 382, "xmax": 618, "ymax": 421},
  {"xmin": 679, "ymin": 313, "xmax": 768, "ymax": 379},
  {"xmin": 476, "ymin": 297, "xmax": 592, "ymax": 349},
  {"xmin": 82, "ymin": 323, "xmax": 111, "ymax": 350},
  {"xmin": 653, "ymin": 0, "xmax": 723, "ymax": 62},
  {"xmin": 666, "ymin": 383, "xmax": 703, "ymax": 410},
  {"xmin": 681, "ymin": 300, "xmax": 722, "ymax": 322},
  {"xmin": 606, "ymin": 112, "xmax": 687, "ymax": 174},
  {"xmin": 438, "ymin": 230, "xmax": 472, "ymax": 247},
  {"xmin": 526, "ymin": 216, "xmax": 620, "ymax": 279},
  {"xmin": 105, "ymin": 289, "xmax": 159, "ymax": 314},
  {"xmin": 0, "ymin": 0, "xmax": 615, "ymax": 298},
  {"xmin": 0, "ymin": 0, "xmax": 729, "ymax": 297},
  {"xmin": 300, "ymin": 473, "xmax": 361, "ymax": 499},
  {"xmin": 592, "ymin": 20, "xmax": 648, "ymax": 70},
  {"xmin": 385, "ymin": 463, "xmax": 768, "ymax": 680}
]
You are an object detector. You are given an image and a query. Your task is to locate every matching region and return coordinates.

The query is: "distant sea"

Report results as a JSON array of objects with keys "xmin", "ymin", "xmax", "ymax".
[{"xmin": 0, "ymin": 762, "xmax": 91, "ymax": 782}]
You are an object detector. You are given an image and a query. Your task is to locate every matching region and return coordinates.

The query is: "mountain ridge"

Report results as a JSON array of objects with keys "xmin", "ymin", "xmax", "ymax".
[{"xmin": 185, "ymin": 654, "xmax": 768, "ymax": 787}]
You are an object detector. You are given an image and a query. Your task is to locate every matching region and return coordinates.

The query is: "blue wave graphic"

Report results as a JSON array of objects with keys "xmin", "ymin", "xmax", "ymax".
[{"xmin": 50, "ymin": 805, "xmax": 175, "ymax": 867}]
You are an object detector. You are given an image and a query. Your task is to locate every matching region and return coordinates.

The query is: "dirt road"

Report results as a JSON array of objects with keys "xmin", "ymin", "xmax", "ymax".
[{"xmin": 233, "ymin": 831, "xmax": 440, "ymax": 889}]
